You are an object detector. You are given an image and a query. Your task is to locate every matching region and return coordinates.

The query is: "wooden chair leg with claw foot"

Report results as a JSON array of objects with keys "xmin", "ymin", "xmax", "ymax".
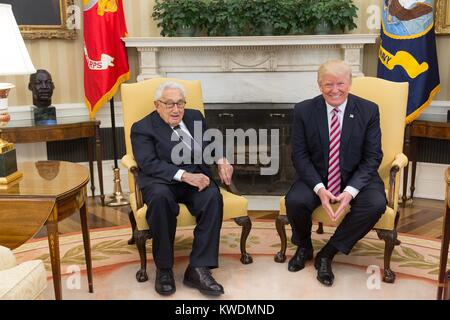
[
  {"xmin": 233, "ymin": 216, "xmax": 253, "ymax": 264},
  {"xmin": 135, "ymin": 230, "xmax": 150, "ymax": 282},
  {"xmin": 127, "ymin": 210, "xmax": 137, "ymax": 245},
  {"xmin": 274, "ymin": 215, "xmax": 289, "ymax": 263},
  {"xmin": 376, "ymin": 228, "xmax": 399, "ymax": 283}
]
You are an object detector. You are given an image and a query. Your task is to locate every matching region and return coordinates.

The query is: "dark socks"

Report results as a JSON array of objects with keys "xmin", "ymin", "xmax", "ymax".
[{"xmin": 318, "ymin": 242, "xmax": 338, "ymax": 260}]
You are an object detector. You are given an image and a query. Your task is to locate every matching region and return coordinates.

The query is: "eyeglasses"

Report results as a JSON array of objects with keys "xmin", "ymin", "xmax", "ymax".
[{"xmin": 158, "ymin": 100, "xmax": 186, "ymax": 110}]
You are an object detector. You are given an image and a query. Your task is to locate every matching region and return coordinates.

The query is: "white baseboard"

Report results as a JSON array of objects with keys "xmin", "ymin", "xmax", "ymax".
[{"xmin": 400, "ymin": 162, "xmax": 448, "ymax": 201}]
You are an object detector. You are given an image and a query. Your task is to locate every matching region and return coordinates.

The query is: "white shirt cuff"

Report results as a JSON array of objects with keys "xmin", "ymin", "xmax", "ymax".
[
  {"xmin": 173, "ymin": 169, "xmax": 186, "ymax": 182},
  {"xmin": 344, "ymin": 186, "xmax": 359, "ymax": 198},
  {"xmin": 313, "ymin": 183, "xmax": 325, "ymax": 195}
]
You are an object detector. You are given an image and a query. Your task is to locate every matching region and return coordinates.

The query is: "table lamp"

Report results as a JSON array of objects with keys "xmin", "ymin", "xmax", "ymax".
[{"xmin": 0, "ymin": 4, "xmax": 36, "ymax": 184}]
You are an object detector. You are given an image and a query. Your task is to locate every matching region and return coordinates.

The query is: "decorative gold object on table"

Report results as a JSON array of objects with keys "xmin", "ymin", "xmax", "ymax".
[{"xmin": 0, "ymin": 83, "xmax": 22, "ymax": 184}]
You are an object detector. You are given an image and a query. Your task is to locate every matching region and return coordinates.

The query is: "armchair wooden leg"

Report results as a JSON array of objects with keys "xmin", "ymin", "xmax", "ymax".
[
  {"xmin": 274, "ymin": 215, "xmax": 289, "ymax": 263},
  {"xmin": 233, "ymin": 216, "xmax": 253, "ymax": 264},
  {"xmin": 127, "ymin": 210, "xmax": 137, "ymax": 245},
  {"xmin": 135, "ymin": 230, "xmax": 149, "ymax": 282},
  {"xmin": 394, "ymin": 211, "xmax": 402, "ymax": 246},
  {"xmin": 317, "ymin": 222, "xmax": 324, "ymax": 234},
  {"xmin": 376, "ymin": 229, "xmax": 399, "ymax": 283}
]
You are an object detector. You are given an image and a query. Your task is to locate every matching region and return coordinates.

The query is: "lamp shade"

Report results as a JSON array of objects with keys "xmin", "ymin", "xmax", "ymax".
[{"xmin": 0, "ymin": 4, "xmax": 35, "ymax": 76}]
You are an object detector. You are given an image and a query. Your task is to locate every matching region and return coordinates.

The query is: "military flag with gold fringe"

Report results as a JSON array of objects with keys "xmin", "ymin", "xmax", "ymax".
[{"xmin": 83, "ymin": 0, "xmax": 130, "ymax": 118}]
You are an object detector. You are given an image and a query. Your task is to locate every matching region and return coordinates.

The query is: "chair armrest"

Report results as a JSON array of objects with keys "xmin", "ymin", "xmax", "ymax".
[
  {"xmin": 121, "ymin": 154, "xmax": 138, "ymax": 170},
  {"xmin": 224, "ymin": 181, "xmax": 242, "ymax": 196},
  {"xmin": 387, "ymin": 153, "xmax": 408, "ymax": 208},
  {"xmin": 0, "ymin": 246, "xmax": 16, "ymax": 271},
  {"xmin": 121, "ymin": 154, "xmax": 144, "ymax": 209},
  {"xmin": 211, "ymin": 165, "xmax": 242, "ymax": 195},
  {"xmin": 391, "ymin": 153, "xmax": 408, "ymax": 170}
]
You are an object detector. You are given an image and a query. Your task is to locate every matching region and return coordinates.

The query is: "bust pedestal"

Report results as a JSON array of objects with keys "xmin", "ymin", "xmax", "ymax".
[{"xmin": 32, "ymin": 106, "xmax": 56, "ymax": 125}]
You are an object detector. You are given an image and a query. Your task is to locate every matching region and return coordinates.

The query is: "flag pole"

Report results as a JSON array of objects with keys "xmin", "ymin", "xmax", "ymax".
[{"xmin": 106, "ymin": 97, "xmax": 129, "ymax": 207}]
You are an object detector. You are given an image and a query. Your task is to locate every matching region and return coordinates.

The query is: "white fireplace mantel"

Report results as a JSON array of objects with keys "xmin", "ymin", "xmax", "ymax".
[{"xmin": 124, "ymin": 34, "xmax": 378, "ymax": 104}]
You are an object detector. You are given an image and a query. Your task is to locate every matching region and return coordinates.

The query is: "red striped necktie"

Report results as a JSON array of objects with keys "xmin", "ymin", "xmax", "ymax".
[{"xmin": 327, "ymin": 108, "xmax": 341, "ymax": 196}]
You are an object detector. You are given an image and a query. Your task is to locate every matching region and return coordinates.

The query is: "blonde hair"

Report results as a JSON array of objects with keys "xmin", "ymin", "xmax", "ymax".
[{"xmin": 317, "ymin": 60, "xmax": 352, "ymax": 84}]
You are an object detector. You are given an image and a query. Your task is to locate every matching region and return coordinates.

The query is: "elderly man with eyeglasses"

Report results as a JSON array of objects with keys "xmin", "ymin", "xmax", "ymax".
[{"xmin": 131, "ymin": 81, "xmax": 233, "ymax": 296}]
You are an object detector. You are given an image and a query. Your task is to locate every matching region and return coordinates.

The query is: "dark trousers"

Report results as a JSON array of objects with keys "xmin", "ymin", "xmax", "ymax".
[
  {"xmin": 141, "ymin": 182, "xmax": 223, "ymax": 269},
  {"xmin": 285, "ymin": 179, "xmax": 387, "ymax": 254}
]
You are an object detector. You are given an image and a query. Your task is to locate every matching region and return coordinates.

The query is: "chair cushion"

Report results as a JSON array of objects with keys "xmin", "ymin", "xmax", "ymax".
[
  {"xmin": 279, "ymin": 189, "xmax": 395, "ymax": 231},
  {"xmin": 0, "ymin": 246, "xmax": 16, "ymax": 271},
  {"xmin": 131, "ymin": 187, "xmax": 248, "ymax": 231},
  {"xmin": 0, "ymin": 260, "xmax": 47, "ymax": 300}
]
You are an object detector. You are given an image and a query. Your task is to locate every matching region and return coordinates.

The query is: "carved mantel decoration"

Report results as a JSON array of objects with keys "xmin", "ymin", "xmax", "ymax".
[{"xmin": 124, "ymin": 35, "xmax": 378, "ymax": 104}]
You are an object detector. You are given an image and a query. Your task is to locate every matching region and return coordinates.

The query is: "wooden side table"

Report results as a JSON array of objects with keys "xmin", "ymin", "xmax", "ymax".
[
  {"xmin": 0, "ymin": 161, "xmax": 93, "ymax": 300},
  {"xmin": 437, "ymin": 167, "xmax": 450, "ymax": 300},
  {"xmin": 402, "ymin": 115, "xmax": 450, "ymax": 207},
  {"xmin": 0, "ymin": 118, "xmax": 105, "ymax": 206}
]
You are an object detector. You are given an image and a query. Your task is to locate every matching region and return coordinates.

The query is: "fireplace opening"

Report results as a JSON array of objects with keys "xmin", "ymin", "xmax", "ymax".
[{"xmin": 205, "ymin": 104, "xmax": 295, "ymax": 195}]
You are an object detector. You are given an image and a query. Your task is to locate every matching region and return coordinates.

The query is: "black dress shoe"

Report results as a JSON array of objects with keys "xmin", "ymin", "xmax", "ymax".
[
  {"xmin": 183, "ymin": 265, "xmax": 224, "ymax": 296},
  {"xmin": 314, "ymin": 256, "xmax": 334, "ymax": 286},
  {"xmin": 155, "ymin": 268, "xmax": 176, "ymax": 295},
  {"xmin": 288, "ymin": 247, "xmax": 313, "ymax": 272}
]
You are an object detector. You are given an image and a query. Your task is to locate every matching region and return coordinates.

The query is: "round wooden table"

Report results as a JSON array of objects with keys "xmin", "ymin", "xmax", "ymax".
[{"xmin": 0, "ymin": 161, "xmax": 93, "ymax": 300}]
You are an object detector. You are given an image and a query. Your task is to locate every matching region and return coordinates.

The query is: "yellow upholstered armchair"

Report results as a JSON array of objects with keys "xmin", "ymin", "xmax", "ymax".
[
  {"xmin": 276, "ymin": 77, "xmax": 409, "ymax": 283},
  {"xmin": 0, "ymin": 245, "xmax": 47, "ymax": 300},
  {"xmin": 121, "ymin": 78, "xmax": 253, "ymax": 282}
]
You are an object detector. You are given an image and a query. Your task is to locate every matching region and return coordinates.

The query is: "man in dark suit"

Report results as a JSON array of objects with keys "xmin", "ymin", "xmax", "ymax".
[
  {"xmin": 286, "ymin": 60, "xmax": 387, "ymax": 286},
  {"xmin": 131, "ymin": 81, "xmax": 233, "ymax": 296}
]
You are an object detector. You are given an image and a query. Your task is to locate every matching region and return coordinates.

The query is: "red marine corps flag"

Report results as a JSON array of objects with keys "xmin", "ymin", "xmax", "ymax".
[{"xmin": 83, "ymin": 0, "xmax": 130, "ymax": 117}]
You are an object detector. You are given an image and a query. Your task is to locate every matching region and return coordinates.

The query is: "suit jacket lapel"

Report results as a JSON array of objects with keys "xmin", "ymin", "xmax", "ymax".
[
  {"xmin": 152, "ymin": 112, "xmax": 180, "ymax": 150},
  {"xmin": 315, "ymin": 97, "xmax": 329, "ymax": 167},
  {"xmin": 340, "ymin": 95, "xmax": 356, "ymax": 165}
]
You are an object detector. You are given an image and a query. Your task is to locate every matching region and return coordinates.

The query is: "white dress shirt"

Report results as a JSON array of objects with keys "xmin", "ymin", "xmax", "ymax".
[{"xmin": 313, "ymin": 99, "xmax": 359, "ymax": 198}]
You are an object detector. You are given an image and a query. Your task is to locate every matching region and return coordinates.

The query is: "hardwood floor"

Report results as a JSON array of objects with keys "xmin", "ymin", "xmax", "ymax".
[{"xmin": 34, "ymin": 196, "xmax": 446, "ymax": 240}]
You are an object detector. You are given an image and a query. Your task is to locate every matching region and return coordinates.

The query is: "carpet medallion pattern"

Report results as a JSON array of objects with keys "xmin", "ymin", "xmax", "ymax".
[{"xmin": 13, "ymin": 221, "xmax": 446, "ymax": 281}]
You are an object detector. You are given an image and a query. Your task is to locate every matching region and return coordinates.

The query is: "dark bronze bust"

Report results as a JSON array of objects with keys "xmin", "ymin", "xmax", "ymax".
[{"xmin": 28, "ymin": 69, "xmax": 57, "ymax": 125}]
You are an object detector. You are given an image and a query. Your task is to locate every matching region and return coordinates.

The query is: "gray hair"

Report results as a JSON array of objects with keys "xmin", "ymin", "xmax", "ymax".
[{"xmin": 154, "ymin": 81, "xmax": 187, "ymax": 101}]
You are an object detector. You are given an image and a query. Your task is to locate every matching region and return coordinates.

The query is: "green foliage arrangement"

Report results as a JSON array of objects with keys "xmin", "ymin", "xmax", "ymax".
[
  {"xmin": 152, "ymin": 0, "xmax": 208, "ymax": 36},
  {"xmin": 152, "ymin": 0, "xmax": 359, "ymax": 37},
  {"xmin": 309, "ymin": 0, "xmax": 358, "ymax": 34}
]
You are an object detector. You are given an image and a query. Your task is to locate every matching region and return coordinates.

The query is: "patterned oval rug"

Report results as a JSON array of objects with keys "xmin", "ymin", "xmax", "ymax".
[{"xmin": 13, "ymin": 220, "xmax": 445, "ymax": 300}]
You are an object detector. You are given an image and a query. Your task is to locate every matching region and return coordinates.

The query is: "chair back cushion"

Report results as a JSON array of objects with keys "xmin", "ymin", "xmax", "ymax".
[{"xmin": 350, "ymin": 77, "xmax": 408, "ymax": 187}]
